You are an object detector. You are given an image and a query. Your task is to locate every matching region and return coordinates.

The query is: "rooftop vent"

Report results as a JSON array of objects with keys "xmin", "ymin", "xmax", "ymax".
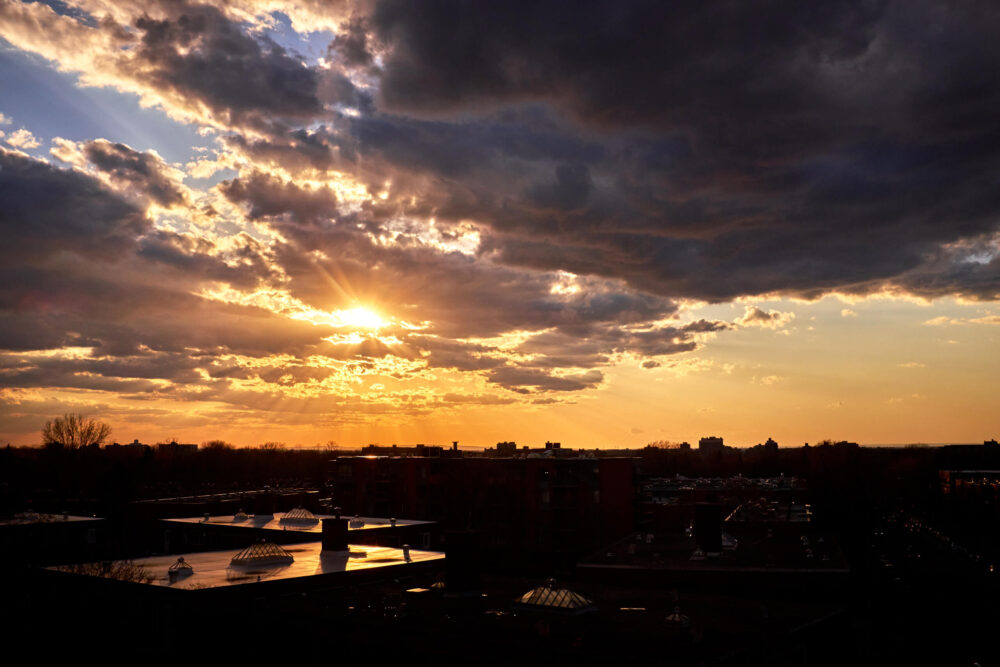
[
  {"xmin": 349, "ymin": 515, "xmax": 365, "ymax": 528},
  {"xmin": 167, "ymin": 556, "xmax": 194, "ymax": 581},
  {"xmin": 279, "ymin": 507, "xmax": 319, "ymax": 526},
  {"xmin": 230, "ymin": 540, "xmax": 294, "ymax": 566},
  {"xmin": 665, "ymin": 605, "xmax": 691, "ymax": 627},
  {"xmin": 232, "ymin": 509, "xmax": 249, "ymax": 522}
]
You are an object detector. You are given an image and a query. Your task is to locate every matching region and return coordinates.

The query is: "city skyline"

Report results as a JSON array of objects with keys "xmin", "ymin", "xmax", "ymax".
[{"xmin": 1, "ymin": 1, "xmax": 998, "ymax": 448}]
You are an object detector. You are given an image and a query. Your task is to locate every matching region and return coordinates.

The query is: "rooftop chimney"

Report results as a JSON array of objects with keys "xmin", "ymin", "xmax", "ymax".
[
  {"xmin": 694, "ymin": 503, "xmax": 722, "ymax": 554},
  {"xmin": 321, "ymin": 517, "xmax": 349, "ymax": 552}
]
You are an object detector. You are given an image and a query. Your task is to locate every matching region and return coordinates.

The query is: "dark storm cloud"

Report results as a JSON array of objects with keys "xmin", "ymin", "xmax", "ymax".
[
  {"xmin": 225, "ymin": 129, "xmax": 341, "ymax": 172},
  {"xmin": 83, "ymin": 139, "xmax": 186, "ymax": 207},
  {"xmin": 405, "ymin": 337, "xmax": 505, "ymax": 373},
  {"xmin": 906, "ymin": 260, "xmax": 1000, "ymax": 302},
  {"xmin": 4, "ymin": 0, "xmax": 999, "ymax": 413},
  {"xmin": 0, "ymin": 148, "xmax": 148, "ymax": 261},
  {"xmin": 516, "ymin": 319, "xmax": 729, "ymax": 367},
  {"xmin": 137, "ymin": 230, "xmax": 276, "ymax": 288},
  {"xmin": 128, "ymin": 3, "xmax": 325, "ymax": 130},
  {"xmin": 371, "ymin": 0, "xmax": 880, "ymax": 134},
  {"xmin": 219, "ymin": 171, "xmax": 339, "ymax": 224},
  {"xmin": 329, "ymin": 16, "xmax": 375, "ymax": 69},
  {"xmin": 487, "ymin": 367, "xmax": 603, "ymax": 393},
  {"xmin": 239, "ymin": 109, "xmax": 995, "ymax": 304},
  {"xmin": 298, "ymin": 0, "xmax": 1000, "ymax": 302}
]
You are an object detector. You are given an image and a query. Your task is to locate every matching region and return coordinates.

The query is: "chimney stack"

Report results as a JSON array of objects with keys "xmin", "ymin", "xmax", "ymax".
[
  {"xmin": 694, "ymin": 503, "xmax": 722, "ymax": 554},
  {"xmin": 321, "ymin": 517, "xmax": 349, "ymax": 552}
]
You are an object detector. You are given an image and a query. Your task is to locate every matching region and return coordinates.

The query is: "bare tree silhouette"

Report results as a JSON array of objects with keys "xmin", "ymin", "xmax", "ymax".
[
  {"xmin": 42, "ymin": 413, "xmax": 112, "ymax": 449},
  {"xmin": 61, "ymin": 559, "xmax": 154, "ymax": 584}
]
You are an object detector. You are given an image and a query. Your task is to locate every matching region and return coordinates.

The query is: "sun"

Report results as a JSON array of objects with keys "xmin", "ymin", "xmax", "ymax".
[
  {"xmin": 290, "ymin": 305, "xmax": 389, "ymax": 331},
  {"xmin": 336, "ymin": 306, "xmax": 387, "ymax": 330}
]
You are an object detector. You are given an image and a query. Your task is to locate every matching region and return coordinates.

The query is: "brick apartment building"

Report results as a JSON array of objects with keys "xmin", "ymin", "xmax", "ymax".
[{"xmin": 329, "ymin": 456, "xmax": 636, "ymax": 558}]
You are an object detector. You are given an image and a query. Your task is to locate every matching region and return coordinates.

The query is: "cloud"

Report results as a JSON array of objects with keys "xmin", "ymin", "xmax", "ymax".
[
  {"xmin": 3, "ymin": 0, "xmax": 1000, "ymax": 436},
  {"xmin": 487, "ymin": 367, "xmax": 604, "ymax": 393},
  {"xmin": 346, "ymin": 0, "xmax": 1000, "ymax": 302},
  {"xmin": 924, "ymin": 314, "xmax": 1000, "ymax": 326},
  {"xmin": 0, "ymin": 148, "xmax": 148, "ymax": 261},
  {"xmin": 0, "ymin": 148, "xmax": 704, "ymax": 413},
  {"xmin": 841, "ymin": 308, "xmax": 858, "ymax": 318},
  {"xmin": 82, "ymin": 140, "xmax": 188, "ymax": 207},
  {"xmin": 0, "ymin": 1, "xmax": 327, "ymax": 132},
  {"xmin": 5, "ymin": 128, "xmax": 39, "ymax": 149},
  {"xmin": 219, "ymin": 171, "xmax": 339, "ymax": 224},
  {"xmin": 737, "ymin": 306, "xmax": 796, "ymax": 329}
]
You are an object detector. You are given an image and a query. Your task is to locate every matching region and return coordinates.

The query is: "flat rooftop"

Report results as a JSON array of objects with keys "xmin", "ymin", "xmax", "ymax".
[
  {"xmin": 51, "ymin": 541, "xmax": 444, "ymax": 591},
  {"xmin": 581, "ymin": 531, "xmax": 849, "ymax": 574},
  {"xmin": 0, "ymin": 512, "xmax": 102, "ymax": 527},
  {"xmin": 163, "ymin": 512, "xmax": 432, "ymax": 534}
]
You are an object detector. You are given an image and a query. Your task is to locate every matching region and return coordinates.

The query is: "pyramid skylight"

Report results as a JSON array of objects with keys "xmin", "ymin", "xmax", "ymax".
[
  {"xmin": 230, "ymin": 541, "xmax": 295, "ymax": 566},
  {"xmin": 516, "ymin": 578, "xmax": 596, "ymax": 614},
  {"xmin": 279, "ymin": 507, "xmax": 319, "ymax": 525}
]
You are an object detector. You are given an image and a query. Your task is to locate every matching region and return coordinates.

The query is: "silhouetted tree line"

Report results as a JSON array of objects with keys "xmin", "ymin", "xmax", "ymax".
[
  {"xmin": 4, "ymin": 439, "xmax": 995, "ymax": 520},
  {"xmin": 0, "ymin": 443, "xmax": 338, "ymax": 518}
]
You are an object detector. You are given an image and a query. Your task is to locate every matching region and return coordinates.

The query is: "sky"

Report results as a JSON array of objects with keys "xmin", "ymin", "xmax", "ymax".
[{"xmin": 0, "ymin": 0, "xmax": 998, "ymax": 448}]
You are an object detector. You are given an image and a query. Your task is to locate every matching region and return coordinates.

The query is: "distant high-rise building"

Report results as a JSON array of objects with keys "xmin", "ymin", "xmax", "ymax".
[
  {"xmin": 698, "ymin": 436, "xmax": 725, "ymax": 452},
  {"xmin": 495, "ymin": 441, "xmax": 517, "ymax": 457}
]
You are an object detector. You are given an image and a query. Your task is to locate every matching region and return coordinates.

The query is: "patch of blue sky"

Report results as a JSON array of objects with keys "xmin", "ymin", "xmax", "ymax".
[
  {"xmin": 28, "ymin": 0, "xmax": 97, "ymax": 26},
  {"xmin": 186, "ymin": 167, "xmax": 239, "ymax": 191},
  {"xmin": 259, "ymin": 11, "xmax": 335, "ymax": 66},
  {"xmin": 0, "ymin": 43, "xmax": 206, "ymax": 164}
]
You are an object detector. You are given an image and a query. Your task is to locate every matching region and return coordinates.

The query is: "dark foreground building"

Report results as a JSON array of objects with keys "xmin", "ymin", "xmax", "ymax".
[
  {"xmin": 329, "ymin": 455, "xmax": 636, "ymax": 562},
  {"xmin": 0, "ymin": 512, "xmax": 108, "ymax": 567}
]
